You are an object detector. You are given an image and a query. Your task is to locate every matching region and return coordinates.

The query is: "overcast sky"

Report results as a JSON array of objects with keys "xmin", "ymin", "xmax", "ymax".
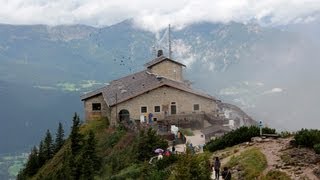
[{"xmin": 0, "ymin": 0, "xmax": 320, "ymax": 31}]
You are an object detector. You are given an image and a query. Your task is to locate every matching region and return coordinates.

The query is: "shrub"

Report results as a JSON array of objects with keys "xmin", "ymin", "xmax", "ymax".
[
  {"xmin": 138, "ymin": 161, "xmax": 171, "ymax": 180},
  {"xmin": 139, "ymin": 155, "xmax": 178, "ymax": 180},
  {"xmin": 155, "ymin": 154, "xmax": 178, "ymax": 170},
  {"xmin": 314, "ymin": 144, "xmax": 320, "ymax": 154},
  {"xmin": 280, "ymin": 131, "xmax": 293, "ymax": 138},
  {"xmin": 104, "ymin": 128, "xmax": 126, "ymax": 148},
  {"xmin": 135, "ymin": 128, "xmax": 168, "ymax": 161},
  {"xmin": 294, "ymin": 129, "xmax": 320, "ymax": 148},
  {"xmin": 204, "ymin": 126, "xmax": 276, "ymax": 152},
  {"xmin": 179, "ymin": 128, "xmax": 194, "ymax": 136},
  {"xmin": 169, "ymin": 152, "xmax": 211, "ymax": 180},
  {"xmin": 261, "ymin": 170, "xmax": 291, "ymax": 180}
]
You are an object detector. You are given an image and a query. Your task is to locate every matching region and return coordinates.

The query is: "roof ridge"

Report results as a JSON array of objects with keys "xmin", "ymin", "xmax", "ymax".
[
  {"xmin": 80, "ymin": 83, "xmax": 109, "ymax": 100},
  {"xmin": 144, "ymin": 55, "xmax": 186, "ymax": 68},
  {"xmin": 110, "ymin": 70, "xmax": 147, "ymax": 83}
]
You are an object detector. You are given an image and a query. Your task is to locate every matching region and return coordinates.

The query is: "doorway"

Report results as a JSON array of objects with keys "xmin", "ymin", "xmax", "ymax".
[{"xmin": 119, "ymin": 109, "xmax": 130, "ymax": 122}]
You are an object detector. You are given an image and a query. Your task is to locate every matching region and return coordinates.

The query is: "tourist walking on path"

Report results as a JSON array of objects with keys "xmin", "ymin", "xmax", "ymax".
[
  {"xmin": 221, "ymin": 167, "xmax": 231, "ymax": 180},
  {"xmin": 214, "ymin": 157, "xmax": 221, "ymax": 180}
]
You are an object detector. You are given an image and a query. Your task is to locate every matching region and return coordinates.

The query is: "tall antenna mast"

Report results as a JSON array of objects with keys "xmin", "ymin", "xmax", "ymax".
[
  {"xmin": 168, "ymin": 24, "xmax": 172, "ymax": 58},
  {"xmin": 152, "ymin": 44, "xmax": 156, "ymax": 57}
]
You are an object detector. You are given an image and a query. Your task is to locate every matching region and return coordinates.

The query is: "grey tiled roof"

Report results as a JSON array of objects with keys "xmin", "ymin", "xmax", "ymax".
[
  {"xmin": 144, "ymin": 55, "xmax": 186, "ymax": 68},
  {"xmin": 81, "ymin": 70, "xmax": 215, "ymax": 106}
]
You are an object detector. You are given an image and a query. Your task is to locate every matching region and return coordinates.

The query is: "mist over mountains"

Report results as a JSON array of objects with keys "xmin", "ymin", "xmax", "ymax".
[{"xmin": 0, "ymin": 19, "xmax": 319, "ymax": 153}]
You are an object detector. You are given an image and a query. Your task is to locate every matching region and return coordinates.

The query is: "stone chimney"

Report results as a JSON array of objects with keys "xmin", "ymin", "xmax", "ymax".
[{"xmin": 157, "ymin": 50, "xmax": 163, "ymax": 57}]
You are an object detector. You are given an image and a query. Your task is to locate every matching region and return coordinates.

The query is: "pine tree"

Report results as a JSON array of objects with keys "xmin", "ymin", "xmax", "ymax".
[
  {"xmin": 70, "ymin": 112, "xmax": 82, "ymax": 155},
  {"xmin": 80, "ymin": 130, "xmax": 99, "ymax": 179},
  {"xmin": 85, "ymin": 130, "xmax": 100, "ymax": 170},
  {"xmin": 24, "ymin": 146, "xmax": 39, "ymax": 177},
  {"xmin": 80, "ymin": 157, "xmax": 94, "ymax": 180},
  {"xmin": 55, "ymin": 148, "xmax": 73, "ymax": 180},
  {"xmin": 43, "ymin": 129, "xmax": 54, "ymax": 161},
  {"xmin": 38, "ymin": 140, "xmax": 45, "ymax": 167},
  {"xmin": 68, "ymin": 113, "xmax": 84, "ymax": 179},
  {"xmin": 54, "ymin": 122, "xmax": 65, "ymax": 153},
  {"xmin": 69, "ymin": 155, "xmax": 83, "ymax": 180}
]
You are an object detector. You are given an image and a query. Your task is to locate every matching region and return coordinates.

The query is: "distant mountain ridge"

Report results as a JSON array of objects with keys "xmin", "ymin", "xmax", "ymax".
[
  {"xmin": 0, "ymin": 20, "xmax": 295, "ymax": 85},
  {"xmin": 0, "ymin": 20, "xmax": 309, "ymax": 85}
]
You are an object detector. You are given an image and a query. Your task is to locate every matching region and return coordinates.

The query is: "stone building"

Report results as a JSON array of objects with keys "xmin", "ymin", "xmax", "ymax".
[{"xmin": 81, "ymin": 52, "xmax": 219, "ymax": 126}]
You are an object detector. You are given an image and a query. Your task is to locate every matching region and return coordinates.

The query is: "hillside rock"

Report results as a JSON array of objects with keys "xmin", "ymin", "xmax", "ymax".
[{"xmin": 212, "ymin": 137, "xmax": 320, "ymax": 179}]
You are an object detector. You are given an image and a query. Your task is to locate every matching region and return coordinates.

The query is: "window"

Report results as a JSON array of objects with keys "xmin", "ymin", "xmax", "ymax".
[
  {"xmin": 92, "ymin": 103, "xmax": 101, "ymax": 111},
  {"xmin": 193, "ymin": 104, "xmax": 200, "ymax": 111},
  {"xmin": 171, "ymin": 105, "xmax": 177, "ymax": 114},
  {"xmin": 153, "ymin": 118, "xmax": 157, "ymax": 121},
  {"xmin": 141, "ymin": 106, "xmax": 147, "ymax": 113},
  {"xmin": 154, "ymin": 106, "xmax": 161, "ymax": 112},
  {"xmin": 171, "ymin": 102, "xmax": 176, "ymax": 105}
]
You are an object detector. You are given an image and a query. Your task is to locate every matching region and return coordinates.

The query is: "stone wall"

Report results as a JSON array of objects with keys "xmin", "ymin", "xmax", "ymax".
[
  {"xmin": 149, "ymin": 60, "xmax": 183, "ymax": 82},
  {"xmin": 109, "ymin": 86, "xmax": 217, "ymax": 125},
  {"xmin": 83, "ymin": 94, "xmax": 110, "ymax": 121}
]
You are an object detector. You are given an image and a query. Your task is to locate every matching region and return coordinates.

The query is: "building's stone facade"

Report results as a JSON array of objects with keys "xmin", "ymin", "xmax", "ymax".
[
  {"xmin": 109, "ymin": 86, "xmax": 217, "ymax": 125},
  {"xmin": 148, "ymin": 60, "xmax": 183, "ymax": 82},
  {"xmin": 84, "ymin": 94, "xmax": 110, "ymax": 121}
]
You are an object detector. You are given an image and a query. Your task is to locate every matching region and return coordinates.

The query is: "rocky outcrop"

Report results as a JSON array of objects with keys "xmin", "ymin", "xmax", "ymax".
[
  {"xmin": 217, "ymin": 102, "xmax": 257, "ymax": 127},
  {"xmin": 211, "ymin": 137, "xmax": 320, "ymax": 179}
]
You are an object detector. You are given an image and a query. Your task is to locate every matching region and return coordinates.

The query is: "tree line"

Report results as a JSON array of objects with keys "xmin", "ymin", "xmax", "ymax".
[
  {"xmin": 17, "ymin": 113, "xmax": 100, "ymax": 180},
  {"xmin": 17, "ymin": 121, "xmax": 65, "ymax": 179}
]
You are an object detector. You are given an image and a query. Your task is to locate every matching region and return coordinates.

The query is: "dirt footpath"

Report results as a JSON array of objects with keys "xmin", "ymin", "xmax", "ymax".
[{"xmin": 256, "ymin": 138, "xmax": 319, "ymax": 180}]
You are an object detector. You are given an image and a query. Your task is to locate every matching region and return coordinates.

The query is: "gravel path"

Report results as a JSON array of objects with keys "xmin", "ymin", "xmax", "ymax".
[{"xmin": 256, "ymin": 138, "xmax": 319, "ymax": 180}]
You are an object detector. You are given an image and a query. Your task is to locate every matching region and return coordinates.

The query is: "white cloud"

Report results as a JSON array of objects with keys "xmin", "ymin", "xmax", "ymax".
[
  {"xmin": 219, "ymin": 86, "xmax": 249, "ymax": 95},
  {"xmin": 256, "ymin": 82, "xmax": 264, "ymax": 86},
  {"xmin": 263, "ymin": 87, "xmax": 284, "ymax": 94},
  {"xmin": 0, "ymin": 0, "xmax": 320, "ymax": 31},
  {"xmin": 271, "ymin": 88, "xmax": 283, "ymax": 93},
  {"xmin": 172, "ymin": 39, "xmax": 196, "ymax": 66}
]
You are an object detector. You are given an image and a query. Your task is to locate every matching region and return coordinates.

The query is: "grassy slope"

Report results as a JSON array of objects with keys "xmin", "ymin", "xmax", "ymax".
[
  {"xmin": 32, "ymin": 118, "xmax": 291, "ymax": 179},
  {"xmin": 227, "ymin": 147, "xmax": 267, "ymax": 179},
  {"xmin": 31, "ymin": 117, "xmax": 213, "ymax": 180},
  {"xmin": 224, "ymin": 146, "xmax": 290, "ymax": 180}
]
